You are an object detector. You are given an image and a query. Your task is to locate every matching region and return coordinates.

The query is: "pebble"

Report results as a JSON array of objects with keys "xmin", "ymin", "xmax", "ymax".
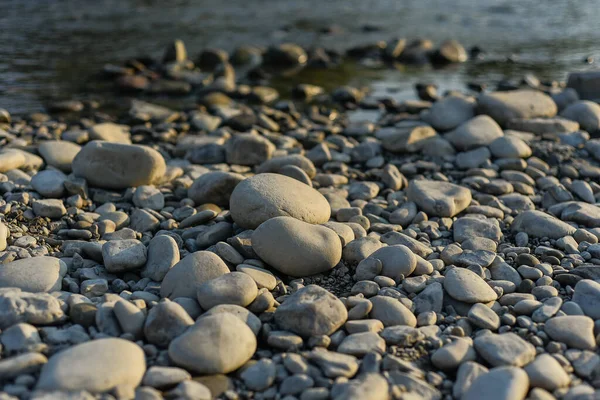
[
  {"xmin": 369, "ymin": 295, "xmax": 417, "ymax": 327},
  {"xmin": 524, "ymin": 354, "xmax": 570, "ymax": 391},
  {"xmin": 444, "ymin": 267, "xmax": 497, "ymax": 304},
  {"xmin": 477, "ymin": 89, "xmax": 557, "ymax": 127},
  {"xmin": 446, "ymin": 115, "xmax": 504, "ymax": 150},
  {"xmin": 102, "ymin": 239, "xmax": 147, "ymax": 273},
  {"xmin": 188, "ymin": 171, "xmax": 245, "ymax": 207},
  {"xmin": 168, "ymin": 313, "xmax": 256, "ymax": 374},
  {"xmin": 274, "ymin": 285, "xmax": 347, "ymax": 337},
  {"xmin": 511, "ymin": 210, "xmax": 577, "ymax": 239},
  {"xmin": 38, "ymin": 141, "xmax": 81, "ymax": 173},
  {"xmin": 141, "ymin": 234, "xmax": 180, "ymax": 282}
]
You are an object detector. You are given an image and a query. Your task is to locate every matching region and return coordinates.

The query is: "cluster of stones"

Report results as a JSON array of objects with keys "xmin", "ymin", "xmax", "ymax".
[{"xmin": 1, "ymin": 40, "xmax": 600, "ymax": 400}]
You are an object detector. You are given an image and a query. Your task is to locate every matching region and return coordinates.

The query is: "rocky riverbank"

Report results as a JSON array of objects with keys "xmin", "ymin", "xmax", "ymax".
[{"xmin": 1, "ymin": 39, "xmax": 600, "ymax": 400}]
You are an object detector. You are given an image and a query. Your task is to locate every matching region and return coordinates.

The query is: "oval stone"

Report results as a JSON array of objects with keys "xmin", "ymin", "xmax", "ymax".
[
  {"xmin": 230, "ymin": 173, "xmax": 330, "ymax": 229},
  {"xmin": 36, "ymin": 338, "xmax": 145, "ymax": 392},
  {"xmin": 0, "ymin": 257, "xmax": 67, "ymax": 292},
  {"xmin": 169, "ymin": 314, "xmax": 256, "ymax": 374},
  {"xmin": 72, "ymin": 141, "xmax": 166, "ymax": 189},
  {"xmin": 252, "ymin": 216, "xmax": 341, "ymax": 277}
]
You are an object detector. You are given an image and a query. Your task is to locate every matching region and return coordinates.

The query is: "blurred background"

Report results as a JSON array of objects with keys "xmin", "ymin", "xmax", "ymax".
[{"xmin": 1, "ymin": 0, "xmax": 598, "ymax": 114}]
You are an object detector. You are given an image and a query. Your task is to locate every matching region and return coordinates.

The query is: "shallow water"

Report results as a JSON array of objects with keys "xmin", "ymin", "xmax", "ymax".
[{"xmin": 1, "ymin": 0, "xmax": 599, "ymax": 113}]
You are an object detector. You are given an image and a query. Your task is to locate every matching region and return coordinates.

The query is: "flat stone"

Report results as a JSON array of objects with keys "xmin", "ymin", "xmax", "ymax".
[
  {"xmin": 168, "ymin": 313, "xmax": 256, "ymax": 374},
  {"xmin": 160, "ymin": 251, "xmax": 229, "ymax": 299},
  {"xmin": 379, "ymin": 125, "xmax": 438, "ymax": 153},
  {"xmin": 333, "ymin": 373, "xmax": 389, "ymax": 400},
  {"xmin": 445, "ymin": 115, "xmax": 504, "ymax": 150},
  {"xmin": 337, "ymin": 332, "xmax": 385, "ymax": 356},
  {"xmin": 274, "ymin": 285, "xmax": 347, "ymax": 337},
  {"xmin": 560, "ymin": 202, "xmax": 600, "ymax": 228},
  {"xmin": 444, "ymin": 267, "xmax": 497, "ymax": 304},
  {"xmin": 0, "ymin": 352, "xmax": 48, "ymax": 380},
  {"xmin": 506, "ymin": 117, "xmax": 579, "ymax": 135},
  {"xmin": 230, "ymin": 173, "xmax": 330, "ymax": 229},
  {"xmin": 72, "ymin": 141, "xmax": 166, "ymax": 189},
  {"xmin": 32, "ymin": 199, "xmax": 66, "ymax": 219},
  {"xmin": 462, "ymin": 366, "xmax": 529, "ymax": 400},
  {"xmin": 252, "ymin": 216, "xmax": 341, "ymax": 277},
  {"xmin": 307, "ymin": 349, "xmax": 358, "ymax": 378},
  {"xmin": 511, "ymin": 210, "xmax": 576, "ymax": 239},
  {"xmin": 453, "ymin": 361, "xmax": 488, "ymax": 399},
  {"xmin": 468, "ymin": 303, "xmax": 500, "ymax": 330},
  {"xmin": 240, "ymin": 359, "xmax": 276, "ymax": 391},
  {"xmin": 0, "ymin": 257, "xmax": 67, "ymax": 292},
  {"xmin": 474, "ymin": 333, "xmax": 535, "ymax": 367},
  {"xmin": 407, "ymin": 179, "xmax": 472, "ymax": 218},
  {"xmin": 477, "ymin": 90, "xmax": 557, "ymax": 127},
  {"xmin": 545, "ymin": 315, "xmax": 596, "ymax": 350},
  {"xmin": 36, "ymin": 338, "xmax": 145, "ymax": 392},
  {"xmin": 142, "ymin": 366, "xmax": 191, "ymax": 389},
  {"xmin": 226, "ymin": 133, "xmax": 275, "ymax": 166}
]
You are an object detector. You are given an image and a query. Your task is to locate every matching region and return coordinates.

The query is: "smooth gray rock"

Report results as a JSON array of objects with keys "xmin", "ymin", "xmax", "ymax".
[
  {"xmin": 196, "ymin": 272, "xmax": 258, "ymax": 310},
  {"xmin": 545, "ymin": 315, "xmax": 596, "ymax": 350},
  {"xmin": 168, "ymin": 313, "xmax": 256, "ymax": 374},
  {"xmin": 444, "ymin": 267, "xmax": 497, "ymax": 304},
  {"xmin": 488, "ymin": 136, "xmax": 532, "ymax": 159},
  {"xmin": 423, "ymin": 94, "xmax": 475, "ymax": 131},
  {"xmin": 0, "ymin": 257, "xmax": 67, "ymax": 293},
  {"xmin": 36, "ymin": 338, "xmax": 145, "ymax": 392},
  {"xmin": 160, "ymin": 251, "xmax": 230, "ymax": 299},
  {"xmin": 477, "ymin": 90, "xmax": 557, "ymax": 127},
  {"xmin": 462, "ymin": 366, "xmax": 529, "ymax": 400},
  {"xmin": 369, "ymin": 295, "xmax": 416, "ymax": 327},
  {"xmin": 102, "ymin": 239, "xmax": 147, "ymax": 273},
  {"xmin": 473, "ymin": 333, "xmax": 536, "ymax": 367},
  {"xmin": 188, "ymin": 171, "xmax": 245, "ymax": 207},
  {"xmin": 31, "ymin": 170, "xmax": 67, "ymax": 198},
  {"xmin": 511, "ymin": 210, "xmax": 576, "ymax": 239},
  {"xmin": 252, "ymin": 216, "xmax": 341, "ymax": 277},
  {"xmin": 143, "ymin": 300, "xmax": 194, "ymax": 348},
  {"xmin": 141, "ymin": 235, "xmax": 180, "ymax": 282},
  {"xmin": 445, "ymin": 115, "xmax": 503, "ymax": 150},
  {"xmin": 573, "ymin": 279, "xmax": 600, "ymax": 319},
  {"xmin": 230, "ymin": 173, "xmax": 330, "ymax": 229},
  {"xmin": 560, "ymin": 100, "xmax": 600, "ymax": 133},
  {"xmin": 72, "ymin": 141, "xmax": 166, "ymax": 189},
  {"xmin": 367, "ymin": 245, "xmax": 417, "ymax": 281},
  {"xmin": 38, "ymin": 141, "xmax": 81, "ymax": 173},
  {"xmin": 274, "ymin": 285, "xmax": 347, "ymax": 337},
  {"xmin": 524, "ymin": 354, "xmax": 570, "ymax": 391},
  {"xmin": 407, "ymin": 179, "xmax": 472, "ymax": 217}
]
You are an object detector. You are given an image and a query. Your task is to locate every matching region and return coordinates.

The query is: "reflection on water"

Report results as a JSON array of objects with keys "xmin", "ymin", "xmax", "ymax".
[{"xmin": 1, "ymin": 0, "xmax": 599, "ymax": 113}]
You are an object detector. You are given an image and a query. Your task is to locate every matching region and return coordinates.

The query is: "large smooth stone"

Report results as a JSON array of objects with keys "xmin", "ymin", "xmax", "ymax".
[
  {"xmin": 423, "ymin": 94, "xmax": 475, "ymax": 131},
  {"xmin": 544, "ymin": 315, "xmax": 596, "ymax": 350},
  {"xmin": 0, "ymin": 257, "xmax": 67, "ymax": 292},
  {"xmin": 36, "ymin": 338, "xmax": 145, "ymax": 392},
  {"xmin": 511, "ymin": 210, "xmax": 576, "ymax": 239},
  {"xmin": 160, "ymin": 252, "xmax": 230, "ymax": 299},
  {"xmin": 72, "ymin": 141, "xmax": 166, "ymax": 189},
  {"xmin": 38, "ymin": 141, "xmax": 81, "ymax": 173},
  {"xmin": 367, "ymin": 245, "xmax": 416, "ymax": 281},
  {"xmin": 230, "ymin": 173, "xmax": 330, "ymax": 229},
  {"xmin": 407, "ymin": 179, "xmax": 472, "ymax": 217},
  {"xmin": 477, "ymin": 90, "xmax": 558, "ymax": 127},
  {"xmin": 169, "ymin": 314, "xmax": 256, "ymax": 374},
  {"xmin": 252, "ymin": 216, "xmax": 341, "ymax": 277},
  {"xmin": 462, "ymin": 366, "xmax": 529, "ymax": 400},
  {"xmin": 560, "ymin": 100, "xmax": 600, "ymax": 133},
  {"xmin": 196, "ymin": 272, "xmax": 258, "ymax": 310},
  {"xmin": 188, "ymin": 171, "xmax": 245, "ymax": 207},
  {"xmin": 274, "ymin": 285, "xmax": 347, "ymax": 337},
  {"xmin": 445, "ymin": 115, "xmax": 503, "ymax": 150},
  {"xmin": 473, "ymin": 333, "xmax": 536, "ymax": 367},
  {"xmin": 573, "ymin": 279, "xmax": 600, "ymax": 319}
]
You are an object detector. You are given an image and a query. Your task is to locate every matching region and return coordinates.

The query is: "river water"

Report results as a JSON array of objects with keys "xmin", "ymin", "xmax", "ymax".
[{"xmin": 1, "ymin": 0, "xmax": 599, "ymax": 114}]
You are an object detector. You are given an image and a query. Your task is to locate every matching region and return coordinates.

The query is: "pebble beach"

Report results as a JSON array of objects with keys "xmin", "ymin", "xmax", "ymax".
[{"xmin": 1, "ymin": 23, "xmax": 600, "ymax": 400}]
